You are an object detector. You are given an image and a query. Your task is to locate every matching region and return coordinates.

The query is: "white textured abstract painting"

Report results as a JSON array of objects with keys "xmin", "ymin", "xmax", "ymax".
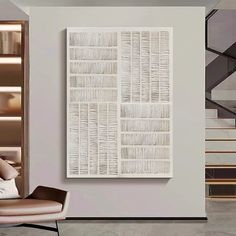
[{"xmin": 67, "ymin": 27, "xmax": 173, "ymax": 178}]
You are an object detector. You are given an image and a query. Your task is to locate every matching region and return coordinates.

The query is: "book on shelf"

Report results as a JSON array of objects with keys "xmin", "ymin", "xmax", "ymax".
[{"xmin": 0, "ymin": 31, "xmax": 21, "ymax": 55}]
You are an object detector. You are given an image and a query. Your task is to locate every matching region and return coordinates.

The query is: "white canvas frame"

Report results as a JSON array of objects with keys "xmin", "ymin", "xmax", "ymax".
[{"xmin": 66, "ymin": 27, "xmax": 173, "ymax": 178}]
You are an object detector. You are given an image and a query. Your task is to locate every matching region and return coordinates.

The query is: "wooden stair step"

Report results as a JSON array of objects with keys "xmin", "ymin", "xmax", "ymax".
[
  {"xmin": 206, "ymin": 128, "xmax": 236, "ymax": 130},
  {"xmin": 207, "ymin": 196, "xmax": 236, "ymax": 200},
  {"xmin": 206, "ymin": 139, "xmax": 236, "ymax": 141},
  {"xmin": 206, "ymin": 151, "xmax": 236, "ymax": 153},
  {"xmin": 206, "ymin": 179, "xmax": 236, "ymax": 185},
  {"xmin": 206, "ymin": 165, "xmax": 236, "ymax": 169}
]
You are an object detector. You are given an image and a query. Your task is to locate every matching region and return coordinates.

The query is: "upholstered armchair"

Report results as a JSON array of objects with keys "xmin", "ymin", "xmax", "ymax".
[{"xmin": 0, "ymin": 159, "xmax": 70, "ymax": 235}]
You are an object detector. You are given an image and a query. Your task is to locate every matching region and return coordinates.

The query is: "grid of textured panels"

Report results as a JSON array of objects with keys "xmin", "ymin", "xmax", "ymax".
[
  {"xmin": 67, "ymin": 31, "xmax": 118, "ymax": 177},
  {"xmin": 67, "ymin": 28, "xmax": 172, "ymax": 178},
  {"xmin": 120, "ymin": 30, "xmax": 172, "ymax": 177}
]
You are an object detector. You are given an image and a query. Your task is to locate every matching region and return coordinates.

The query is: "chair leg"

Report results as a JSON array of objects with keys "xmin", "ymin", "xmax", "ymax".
[
  {"xmin": 56, "ymin": 220, "xmax": 60, "ymax": 236},
  {"xmin": 17, "ymin": 222, "xmax": 60, "ymax": 235}
]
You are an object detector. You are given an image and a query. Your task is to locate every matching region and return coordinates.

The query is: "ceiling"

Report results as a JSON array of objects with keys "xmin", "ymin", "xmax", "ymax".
[
  {"xmin": 10, "ymin": 0, "xmax": 220, "ymax": 7},
  {"xmin": 8, "ymin": 0, "xmax": 236, "ymax": 17},
  {"xmin": 8, "ymin": 0, "xmax": 225, "ymax": 16}
]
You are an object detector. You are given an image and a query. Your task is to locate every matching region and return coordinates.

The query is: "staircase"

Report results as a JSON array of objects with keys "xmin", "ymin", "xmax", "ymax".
[
  {"xmin": 205, "ymin": 10, "xmax": 236, "ymax": 199},
  {"xmin": 205, "ymin": 109, "xmax": 236, "ymax": 198}
]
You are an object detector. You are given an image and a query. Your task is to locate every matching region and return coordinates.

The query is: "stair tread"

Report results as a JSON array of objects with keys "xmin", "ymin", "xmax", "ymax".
[
  {"xmin": 206, "ymin": 118, "xmax": 235, "ymax": 120},
  {"xmin": 206, "ymin": 139, "xmax": 236, "ymax": 141},
  {"xmin": 205, "ymin": 180, "xmax": 236, "ymax": 185},
  {"xmin": 206, "ymin": 151, "xmax": 236, "ymax": 153},
  {"xmin": 206, "ymin": 165, "xmax": 236, "ymax": 168},
  {"xmin": 206, "ymin": 128, "xmax": 236, "ymax": 130},
  {"xmin": 206, "ymin": 179, "xmax": 236, "ymax": 185},
  {"xmin": 207, "ymin": 196, "xmax": 236, "ymax": 199}
]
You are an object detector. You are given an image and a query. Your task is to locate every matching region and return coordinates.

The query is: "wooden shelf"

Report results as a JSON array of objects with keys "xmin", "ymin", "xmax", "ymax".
[
  {"xmin": 0, "ymin": 146, "xmax": 21, "ymax": 149},
  {"xmin": 0, "ymin": 57, "xmax": 21, "ymax": 64},
  {"xmin": 0, "ymin": 54, "xmax": 21, "ymax": 58},
  {"xmin": 0, "ymin": 86, "xmax": 21, "ymax": 92},
  {"xmin": 0, "ymin": 112, "xmax": 22, "ymax": 117},
  {"xmin": 0, "ymin": 144, "xmax": 21, "ymax": 147},
  {"xmin": 0, "ymin": 116, "xmax": 21, "ymax": 121},
  {"xmin": 0, "ymin": 24, "xmax": 21, "ymax": 31}
]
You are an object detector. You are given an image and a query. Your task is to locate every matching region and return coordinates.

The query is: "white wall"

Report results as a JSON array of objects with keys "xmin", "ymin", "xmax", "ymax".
[{"xmin": 30, "ymin": 7, "xmax": 205, "ymax": 217}]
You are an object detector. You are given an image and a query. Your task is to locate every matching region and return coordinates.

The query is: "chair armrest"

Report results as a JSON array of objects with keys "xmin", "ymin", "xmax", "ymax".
[{"xmin": 27, "ymin": 186, "xmax": 70, "ymax": 213}]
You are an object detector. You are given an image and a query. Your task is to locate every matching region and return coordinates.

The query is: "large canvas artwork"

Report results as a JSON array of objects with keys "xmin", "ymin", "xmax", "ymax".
[{"xmin": 67, "ymin": 27, "xmax": 173, "ymax": 178}]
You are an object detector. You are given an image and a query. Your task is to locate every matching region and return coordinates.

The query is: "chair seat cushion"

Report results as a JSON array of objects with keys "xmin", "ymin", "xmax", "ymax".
[{"xmin": 0, "ymin": 199, "xmax": 62, "ymax": 216}]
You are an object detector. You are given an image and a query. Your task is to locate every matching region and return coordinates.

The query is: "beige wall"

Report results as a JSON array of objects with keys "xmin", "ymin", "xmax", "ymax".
[
  {"xmin": 29, "ymin": 7, "xmax": 205, "ymax": 217},
  {"xmin": 0, "ymin": 0, "xmax": 28, "ymax": 20},
  {"xmin": 216, "ymin": 0, "xmax": 236, "ymax": 9}
]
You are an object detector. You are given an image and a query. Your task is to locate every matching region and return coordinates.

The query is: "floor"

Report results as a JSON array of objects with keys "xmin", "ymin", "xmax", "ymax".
[{"xmin": 0, "ymin": 200, "xmax": 236, "ymax": 236}]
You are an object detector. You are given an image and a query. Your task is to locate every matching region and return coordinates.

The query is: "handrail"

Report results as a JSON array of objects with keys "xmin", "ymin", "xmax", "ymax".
[
  {"xmin": 206, "ymin": 97, "xmax": 236, "ymax": 117},
  {"xmin": 206, "ymin": 9, "xmax": 218, "ymax": 21},
  {"xmin": 206, "ymin": 47, "xmax": 236, "ymax": 61}
]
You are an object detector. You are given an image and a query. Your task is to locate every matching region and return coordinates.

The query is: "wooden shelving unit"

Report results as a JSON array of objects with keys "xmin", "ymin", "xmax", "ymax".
[{"xmin": 0, "ymin": 21, "xmax": 28, "ymax": 197}]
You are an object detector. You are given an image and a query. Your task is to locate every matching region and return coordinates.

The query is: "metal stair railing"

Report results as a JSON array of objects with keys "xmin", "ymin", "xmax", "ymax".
[{"xmin": 205, "ymin": 9, "xmax": 236, "ymax": 126}]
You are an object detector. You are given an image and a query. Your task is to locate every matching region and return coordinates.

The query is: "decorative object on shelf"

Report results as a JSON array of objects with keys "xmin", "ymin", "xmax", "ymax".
[
  {"xmin": 0, "ymin": 147, "xmax": 21, "ymax": 164},
  {"xmin": 0, "ymin": 93, "xmax": 14, "ymax": 113},
  {"xmin": 0, "ymin": 24, "xmax": 21, "ymax": 55},
  {"xmin": 0, "ymin": 31, "xmax": 21, "ymax": 55},
  {"xmin": 67, "ymin": 27, "xmax": 173, "ymax": 178},
  {"xmin": 0, "ymin": 91, "xmax": 21, "ymax": 115}
]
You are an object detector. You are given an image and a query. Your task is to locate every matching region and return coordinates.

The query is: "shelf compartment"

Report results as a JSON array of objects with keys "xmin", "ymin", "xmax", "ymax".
[
  {"xmin": 0, "ymin": 91, "xmax": 21, "ymax": 116},
  {"xmin": 0, "ymin": 146, "xmax": 21, "ymax": 164},
  {"xmin": 0, "ymin": 29, "xmax": 21, "ymax": 55},
  {"xmin": 0, "ymin": 120, "xmax": 21, "ymax": 146},
  {"xmin": 0, "ymin": 63, "xmax": 22, "ymax": 86}
]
